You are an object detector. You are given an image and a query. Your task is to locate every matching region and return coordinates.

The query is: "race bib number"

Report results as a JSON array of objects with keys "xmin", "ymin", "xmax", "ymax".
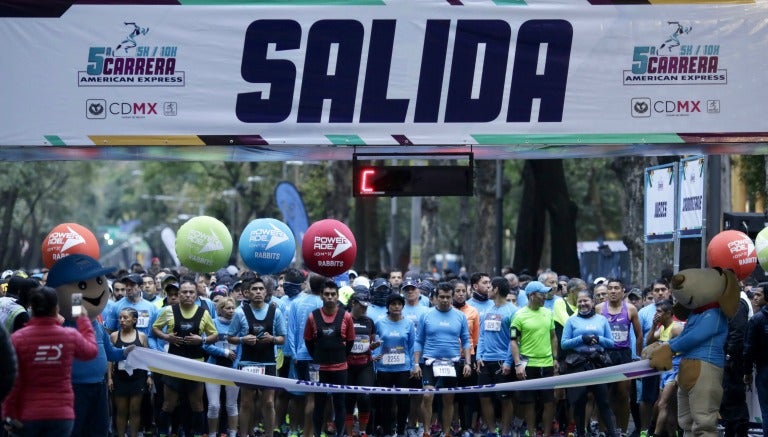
[
  {"xmin": 351, "ymin": 335, "xmax": 370, "ymax": 353},
  {"xmin": 309, "ymin": 364, "xmax": 320, "ymax": 382},
  {"xmin": 610, "ymin": 325, "xmax": 629, "ymax": 342},
  {"xmin": 137, "ymin": 310, "xmax": 150, "ymax": 328},
  {"xmin": 432, "ymin": 359, "xmax": 457, "ymax": 377},
  {"xmin": 484, "ymin": 314, "xmax": 502, "ymax": 332},
  {"xmin": 242, "ymin": 366, "xmax": 265, "ymax": 375},
  {"xmin": 382, "ymin": 345, "xmax": 406, "ymax": 365}
]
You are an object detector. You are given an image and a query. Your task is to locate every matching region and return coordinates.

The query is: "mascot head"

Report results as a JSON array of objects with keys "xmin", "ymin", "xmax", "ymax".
[
  {"xmin": 46, "ymin": 254, "xmax": 115, "ymax": 321},
  {"xmin": 669, "ymin": 267, "xmax": 741, "ymax": 319}
]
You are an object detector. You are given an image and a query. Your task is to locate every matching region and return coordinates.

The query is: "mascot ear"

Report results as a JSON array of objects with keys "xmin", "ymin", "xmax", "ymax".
[{"xmin": 718, "ymin": 268, "xmax": 740, "ymax": 319}]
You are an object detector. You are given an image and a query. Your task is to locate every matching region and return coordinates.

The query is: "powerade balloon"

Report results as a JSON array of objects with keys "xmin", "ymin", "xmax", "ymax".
[
  {"xmin": 756, "ymin": 227, "xmax": 768, "ymax": 272},
  {"xmin": 239, "ymin": 218, "xmax": 295, "ymax": 274},
  {"xmin": 42, "ymin": 223, "xmax": 100, "ymax": 269},
  {"xmin": 175, "ymin": 216, "xmax": 233, "ymax": 273},
  {"xmin": 706, "ymin": 230, "xmax": 756, "ymax": 281},
  {"xmin": 302, "ymin": 219, "xmax": 357, "ymax": 277}
]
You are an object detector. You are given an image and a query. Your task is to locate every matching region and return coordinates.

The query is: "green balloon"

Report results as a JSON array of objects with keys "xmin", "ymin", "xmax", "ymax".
[
  {"xmin": 757, "ymin": 227, "xmax": 768, "ymax": 271},
  {"xmin": 175, "ymin": 216, "xmax": 233, "ymax": 273}
]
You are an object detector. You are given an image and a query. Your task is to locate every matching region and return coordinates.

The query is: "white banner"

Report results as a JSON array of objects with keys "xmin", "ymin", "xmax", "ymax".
[
  {"xmin": 645, "ymin": 163, "xmax": 677, "ymax": 243},
  {"xmin": 1, "ymin": 1, "xmax": 768, "ymax": 146},
  {"xmin": 678, "ymin": 156, "xmax": 706, "ymax": 238},
  {"xmin": 124, "ymin": 347, "xmax": 660, "ymax": 394}
]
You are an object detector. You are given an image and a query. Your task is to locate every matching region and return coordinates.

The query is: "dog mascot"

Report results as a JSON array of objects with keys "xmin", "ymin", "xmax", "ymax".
[
  {"xmin": 47, "ymin": 254, "xmax": 128, "ymax": 437},
  {"xmin": 642, "ymin": 268, "xmax": 741, "ymax": 436}
]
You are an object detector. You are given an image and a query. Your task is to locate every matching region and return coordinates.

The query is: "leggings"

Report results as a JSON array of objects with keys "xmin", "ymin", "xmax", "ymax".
[
  {"xmin": 376, "ymin": 371, "xmax": 412, "ymax": 434},
  {"xmin": 567, "ymin": 383, "xmax": 618, "ymax": 437},
  {"xmin": 205, "ymin": 382, "xmax": 240, "ymax": 418},
  {"xmin": 346, "ymin": 362, "xmax": 375, "ymax": 415},
  {"xmin": 315, "ymin": 370, "xmax": 348, "ymax": 437}
]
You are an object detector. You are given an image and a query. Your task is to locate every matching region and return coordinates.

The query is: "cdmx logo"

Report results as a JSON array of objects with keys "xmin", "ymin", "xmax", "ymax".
[
  {"xmin": 631, "ymin": 97, "xmax": 706, "ymax": 118},
  {"xmin": 86, "ymin": 99, "xmax": 107, "ymax": 119},
  {"xmin": 631, "ymin": 98, "xmax": 651, "ymax": 118},
  {"xmin": 86, "ymin": 99, "xmax": 177, "ymax": 119}
]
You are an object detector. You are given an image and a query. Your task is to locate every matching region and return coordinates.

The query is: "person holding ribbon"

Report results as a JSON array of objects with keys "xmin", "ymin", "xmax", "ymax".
[
  {"xmin": 228, "ymin": 276, "xmax": 286, "ymax": 437},
  {"xmin": 561, "ymin": 289, "xmax": 617, "ymax": 437},
  {"xmin": 412, "ymin": 282, "xmax": 472, "ymax": 437}
]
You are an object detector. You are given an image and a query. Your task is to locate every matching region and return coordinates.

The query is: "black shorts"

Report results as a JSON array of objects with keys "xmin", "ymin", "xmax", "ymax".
[
  {"xmin": 477, "ymin": 361, "xmax": 515, "ymax": 398},
  {"xmin": 607, "ymin": 348, "xmax": 632, "ymax": 366},
  {"xmin": 279, "ymin": 355, "xmax": 292, "ymax": 378},
  {"xmin": 162, "ymin": 374, "xmax": 203, "ymax": 393},
  {"xmin": 295, "ymin": 360, "xmax": 313, "ymax": 382},
  {"xmin": 113, "ymin": 370, "xmax": 148, "ymax": 397},
  {"xmin": 421, "ymin": 361, "xmax": 462, "ymax": 389},
  {"xmin": 476, "ymin": 361, "xmax": 512, "ymax": 399},
  {"xmin": 640, "ymin": 375, "xmax": 661, "ymax": 403},
  {"xmin": 516, "ymin": 366, "xmax": 554, "ymax": 404}
]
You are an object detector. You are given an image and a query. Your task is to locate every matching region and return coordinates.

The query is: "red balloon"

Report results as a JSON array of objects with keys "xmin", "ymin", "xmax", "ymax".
[
  {"xmin": 42, "ymin": 223, "xmax": 100, "ymax": 269},
  {"xmin": 302, "ymin": 219, "xmax": 357, "ymax": 277},
  {"xmin": 706, "ymin": 230, "xmax": 757, "ymax": 280}
]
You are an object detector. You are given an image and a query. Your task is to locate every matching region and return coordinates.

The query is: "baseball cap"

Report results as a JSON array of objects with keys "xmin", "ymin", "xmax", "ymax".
[
  {"xmin": 370, "ymin": 278, "xmax": 391, "ymax": 293},
  {"xmin": 524, "ymin": 280, "xmax": 553, "ymax": 295},
  {"xmin": 350, "ymin": 290, "xmax": 371, "ymax": 307},
  {"xmin": 6, "ymin": 277, "xmax": 39, "ymax": 298},
  {"xmin": 352, "ymin": 276, "xmax": 371, "ymax": 289},
  {"xmin": 627, "ymin": 288, "xmax": 642, "ymax": 299},
  {"xmin": 162, "ymin": 274, "xmax": 178, "ymax": 285},
  {"xmin": 593, "ymin": 277, "xmax": 607, "ymax": 285},
  {"xmin": 164, "ymin": 282, "xmax": 180, "ymax": 292},
  {"xmin": 46, "ymin": 254, "xmax": 116, "ymax": 289},
  {"xmin": 417, "ymin": 280, "xmax": 436, "ymax": 295},
  {"xmin": 401, "ymin": 278, "xmax": 419, "ymax": 290},
  {"xmin": 214, "ymin": 284, "xmax": 229, "ymax": 294},
  {"xmin": 120, "ymin": 273, "xmax": 143, "ymax": 285}
]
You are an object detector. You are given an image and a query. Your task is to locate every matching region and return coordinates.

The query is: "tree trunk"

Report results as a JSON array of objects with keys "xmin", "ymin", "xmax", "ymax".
[
  {"xmin": 513, "ymin": 160, "xmax": 580, "ymax": 278},
  {"xmin": 420, "ymin": 197, "xmax": 439, "ymax": 273},
  {"xmin": 468, "ymin": 160, "xmax": 497, "ymax": 273}
]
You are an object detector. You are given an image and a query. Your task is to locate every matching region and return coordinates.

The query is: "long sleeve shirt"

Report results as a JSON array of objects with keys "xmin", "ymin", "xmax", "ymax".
[
  {"xmin": 476, "ymin": 302, "xmax": 517, "ymax": 365},
  {"xmin": 414, "ymin": 307, "xmax": 471, "ymax": 360},
  {"xmin": 669, "ymin": 307, "xmax": 727, "ymax": 368},
  {"xmin": 561, "ymin": 313, "xmax": 615, "ymax": 353}
]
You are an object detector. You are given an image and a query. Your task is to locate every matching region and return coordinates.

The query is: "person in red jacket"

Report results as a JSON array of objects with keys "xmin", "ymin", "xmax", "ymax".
[{"xmin": 2, "ymin": 286, "xmax": 98, "ymax": 436}]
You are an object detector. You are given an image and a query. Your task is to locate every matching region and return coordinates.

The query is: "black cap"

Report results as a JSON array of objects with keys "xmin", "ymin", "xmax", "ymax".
[{"xmin": 120, "ymin": 273, "xmax": 142, "ymax": 285}]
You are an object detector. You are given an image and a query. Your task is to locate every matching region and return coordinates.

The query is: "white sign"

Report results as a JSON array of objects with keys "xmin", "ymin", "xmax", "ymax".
[
  {"xmin": 1, "ymin": 2, "xmax": 768, "ymax": 146},
  {"xmin": 645, "ymin": 164, "xmax": 677, "ymax": 242},
  {"xmin": 678, "ymin": 156, "xmax": 706, "ymax": 237}
]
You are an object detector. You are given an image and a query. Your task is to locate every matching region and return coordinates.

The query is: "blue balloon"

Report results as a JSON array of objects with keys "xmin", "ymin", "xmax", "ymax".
[{"xmin": 239, "ymin": 218, "xmax": 296, "ymax": 274}]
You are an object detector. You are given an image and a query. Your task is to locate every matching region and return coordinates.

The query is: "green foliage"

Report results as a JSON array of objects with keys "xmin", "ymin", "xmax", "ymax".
[
  {"xmin": 735, "ymin": 155, "xmax": 766, "ymax": 205},
  {"xmin": 563, "ymin": 158, "xmax": 624, "ymax": 241}
]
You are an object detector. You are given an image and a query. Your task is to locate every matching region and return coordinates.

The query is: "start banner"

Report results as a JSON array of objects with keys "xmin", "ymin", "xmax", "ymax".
[
  {"xmin": 1, "ymin": 1, "xmax": 767, "ymax": 147},
  {"xmin": 125, "ymin": 347, "xmax": 661, "ymax": 394}
]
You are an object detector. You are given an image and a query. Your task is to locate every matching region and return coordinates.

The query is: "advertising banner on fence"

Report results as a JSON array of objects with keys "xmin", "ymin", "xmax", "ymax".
[
  {"xmin": 679, "ymin": 156, "xmax": 706, "ymax": 238},
  {"xmin": 645, "ymin": 163, "xmax": 677, "ymax": 243},
  {"xmin": 2, "ymin": 1, "xmax": 768, "ymax": 147}
]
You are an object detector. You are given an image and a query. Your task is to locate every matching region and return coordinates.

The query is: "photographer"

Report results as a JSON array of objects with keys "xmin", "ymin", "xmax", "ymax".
[{"xmin": 2, "ymin": 286, "xmax": 97, "ymax": 436}]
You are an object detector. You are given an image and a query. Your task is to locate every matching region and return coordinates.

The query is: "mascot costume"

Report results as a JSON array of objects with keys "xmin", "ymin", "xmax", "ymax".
[
  {"xmin": 47, "ymin": 254, "xmax": 128, "ymax": 437},
  {"xmin": 642, "ymin": 268, "xmax": 741, "ymax": 436}
]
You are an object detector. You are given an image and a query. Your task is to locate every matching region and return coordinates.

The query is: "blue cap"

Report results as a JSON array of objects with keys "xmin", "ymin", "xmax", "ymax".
[
  {"xmin": 47, "ymin": 254, "xmax": 116, "ymax": 289},
  {"xmin": 401, "ymin": 278, "xmax": 418, "ymax": 290},
  {"xmin": 524, "ymin": 280, "xmax": 553, "ymax": 295},
  {"xmin": 119, "ymin": 273, "xmax": 142, "ymax": 285}
]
